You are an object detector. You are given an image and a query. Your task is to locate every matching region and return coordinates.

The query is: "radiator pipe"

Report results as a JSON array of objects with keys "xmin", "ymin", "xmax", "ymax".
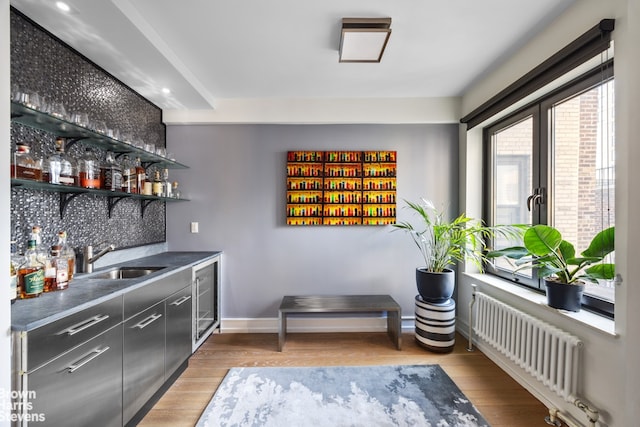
[
  {"xmin": 467, "ymin": 284, "xmax": 477, "ymax": 352},
  {"xmin": 545, "ymin": 398, "xmax": 600, "ymax": 427}
]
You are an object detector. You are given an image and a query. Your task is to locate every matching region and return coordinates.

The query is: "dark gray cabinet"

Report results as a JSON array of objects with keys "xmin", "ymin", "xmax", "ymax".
[
  {"xmin": 28, "ymin": 325, "xmax": 123, "ymax": 427},
  {"xmin": 165, "ymin": 286, "xmax": 192, "ymax": 378},
  {"xmin": 122, "ymin": 268, "xmax": 192, "ymax": 425},
  {"xmin": 123, "ymin": 301, "xmax": 166, "ymax": 425},
  {"xmin": 15, "ymin": 296, "xmax": 124, "ymax": 427}
]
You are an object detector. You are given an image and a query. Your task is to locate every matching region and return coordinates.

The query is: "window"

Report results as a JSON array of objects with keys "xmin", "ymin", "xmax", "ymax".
[{"xmin": 484, "ymin": 68, "xmax": 615, "ymax": 316}]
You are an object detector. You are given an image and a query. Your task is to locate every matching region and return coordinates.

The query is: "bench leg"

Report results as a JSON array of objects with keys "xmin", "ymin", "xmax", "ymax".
[
  {"xmin": 387, "ymin": 309, "xmax": 402, "ymax": 350},
  {"xmin": 278, "ymin": 311, "xmax": 286, "ymax": 351}
]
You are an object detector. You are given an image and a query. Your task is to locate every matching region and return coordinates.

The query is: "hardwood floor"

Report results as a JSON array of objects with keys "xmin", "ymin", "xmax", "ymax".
[{"xmin": 139, "ymin": 332, "xmax": 552, "ymax": 427}]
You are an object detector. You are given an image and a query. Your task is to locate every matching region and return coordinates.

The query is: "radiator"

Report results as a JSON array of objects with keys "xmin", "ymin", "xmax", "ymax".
[{"xmin": 470, "ymin": 290, "xmax": 582, "ymax": 402}]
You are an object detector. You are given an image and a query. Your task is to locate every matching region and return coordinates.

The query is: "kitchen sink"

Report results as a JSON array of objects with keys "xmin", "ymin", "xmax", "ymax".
[{"xmin": 90, "ymin": 267, "xmax": 165, "ymax": 280}]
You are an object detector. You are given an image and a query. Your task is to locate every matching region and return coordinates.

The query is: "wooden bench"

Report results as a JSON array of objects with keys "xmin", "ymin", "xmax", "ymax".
[{"xmin": 278, "ymin": 295, "xmax": 402, "ymax": 351}]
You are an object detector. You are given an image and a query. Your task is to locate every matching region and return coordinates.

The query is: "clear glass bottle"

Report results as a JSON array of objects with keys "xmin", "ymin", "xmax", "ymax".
[
  {"xmin": 121, "ymin": 155, "xmax": 136, "ymax": 194},
  {"xmin": 11, "ymin": 143, "xmax": 42, "ymax": 181},
  {"xmin": 50, "ymin": 245, "xmax": 69, "ymax": 291},
  {"xmin": 43, "ymin": 137, "xmax": 77, "ymax": 186},
  {"xmin": 162, "ymin": 168, "xmax": 172, "ymax": 198},
  {"xmin": 56, "ymin": 231, "xmax": 76, "ymax": 283},
  {"xmin": 18, "ymin": 239, "xmax": 44, "ymax": 299},
  {"xmin": 172, "ymin": 181, "xmax": 181, "ymax": 199},
  {"xmin": 102, "ymin": 151, "xmax": 122, "ymax": 191},
  {"xmin": 79, "ymin": 148, "xmax": 101, "ymax": 189}
]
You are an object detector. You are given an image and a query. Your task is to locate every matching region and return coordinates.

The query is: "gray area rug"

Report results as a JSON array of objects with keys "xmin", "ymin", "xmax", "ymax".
[{"xmin": 196, "ymin": 364, "xmax": 490, "ymax": 427}]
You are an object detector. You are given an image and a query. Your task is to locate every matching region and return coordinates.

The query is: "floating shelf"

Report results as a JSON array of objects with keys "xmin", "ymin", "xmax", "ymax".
[
  {"xmin": 11, "ymin": 102, "xmax": 188, "ymax": 169},
  {"xmin": 11, "ymin": 178, "xmax": 188, "ymax": 218}
]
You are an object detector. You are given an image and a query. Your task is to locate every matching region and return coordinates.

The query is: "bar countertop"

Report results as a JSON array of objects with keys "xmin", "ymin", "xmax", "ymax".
[{"xmin": 11, "ymin": 251, "xmax": 221, "ymax": 332}]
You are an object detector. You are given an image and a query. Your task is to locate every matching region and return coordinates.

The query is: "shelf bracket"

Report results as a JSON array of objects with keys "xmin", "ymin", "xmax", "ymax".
[
  {"xmin": 63, "ymin": 137, "xmax": 88, "ymax": 150},
  {"xmin": 140, "ymin": 199, "xmax": 159, "ymax": 218},
  {"xmin": 107, "ymin": 196, "xmax": 128, "ymax": 218},
  {"xmin": 59, "ymin": 192, "xmax": 86, "ymax": 218}
]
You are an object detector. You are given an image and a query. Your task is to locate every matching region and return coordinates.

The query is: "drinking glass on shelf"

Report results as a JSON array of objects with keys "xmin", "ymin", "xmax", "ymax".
[
  {"xmin": 49, "ymin": 102, "xmax": 67, "ymax": 120},
  {"xmin": 144, "ymin": 142, "xmax": 155, "ymax": 154},
  {"xmin": 156, "ymin": 147, "xmax": 166, "ymax": 157},
  {"xmin": 71, "ymin": 112, "xmax": 89, "ymax": 127}
]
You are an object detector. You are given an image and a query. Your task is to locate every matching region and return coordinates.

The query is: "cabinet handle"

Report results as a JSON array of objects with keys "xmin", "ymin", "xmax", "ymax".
[
  {"xmin": 67, "ymin": 346, "xmax": 110, "ymax": 373},
  {"xmin": 58, "ymin": 314, "xmax": 110, "ymax": 336},
  {"xmin": 132, "ymin": 313, "xmax": 163, "ymax": 330},
  {"xmin": 170, "ymin": 295, "xmax": 191, "ymax": 307}
]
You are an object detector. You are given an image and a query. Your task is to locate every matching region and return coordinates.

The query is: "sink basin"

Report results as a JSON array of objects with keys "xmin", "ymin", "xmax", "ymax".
[{"xmin": 90, "ymin": 267, "xmax": 165, "ymax": 280}]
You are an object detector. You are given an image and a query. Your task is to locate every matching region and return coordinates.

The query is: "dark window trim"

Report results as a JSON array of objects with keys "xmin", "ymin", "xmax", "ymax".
[
  {"xmin": 482, "ymin": 66, "xmax": 615, "ymax": 318},
  {"xmin": 461, "ymin": 19, "xmax": 614, "ymax": 130}
]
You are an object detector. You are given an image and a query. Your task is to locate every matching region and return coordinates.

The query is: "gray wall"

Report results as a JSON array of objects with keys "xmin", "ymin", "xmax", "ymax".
[{"xmin": 166, "ymin": 124, "xmax": 458, "ymax": 321}]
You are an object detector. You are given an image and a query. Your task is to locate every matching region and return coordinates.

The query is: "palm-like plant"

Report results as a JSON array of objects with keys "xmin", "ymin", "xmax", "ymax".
[{"xmin": 393, "ymin": 199, "xmax": 522, "ymax": 273}]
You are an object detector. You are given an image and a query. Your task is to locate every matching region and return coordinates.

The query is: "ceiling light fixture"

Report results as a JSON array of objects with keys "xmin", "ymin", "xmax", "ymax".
[
  {"xmin": 339, "ymin": 18, "xmax": 392, "ymax": 63},
  {"xmin": 55, "ymin": 1, "xmax": 71, "ymax": 13},
  {"xmin": 161, "ymin": 88, "xmax": 171, "ymax": 95}
]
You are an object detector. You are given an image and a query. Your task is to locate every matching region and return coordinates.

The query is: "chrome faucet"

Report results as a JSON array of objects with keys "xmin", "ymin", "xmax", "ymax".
[{"xmin": 82, "ymin": 243, "xmax": 116, "ymax": 273}]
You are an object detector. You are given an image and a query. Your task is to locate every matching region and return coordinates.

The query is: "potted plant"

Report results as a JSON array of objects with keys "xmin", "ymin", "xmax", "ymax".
[
  {"xmin": 487, "ymin": 224, "xmax": 615, "ymax": 312},
  {"xmin": 393, "ymin": 198, "xmax": 522, "ymax": 303}
]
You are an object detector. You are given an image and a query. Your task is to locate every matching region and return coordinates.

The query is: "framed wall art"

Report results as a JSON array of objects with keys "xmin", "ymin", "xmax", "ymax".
[{"xmin": 286, "ymin": 150, "xmax": 396, "ymax": 225}]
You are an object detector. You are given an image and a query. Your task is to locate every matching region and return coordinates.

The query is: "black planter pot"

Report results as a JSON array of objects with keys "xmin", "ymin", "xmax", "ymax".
[
  {"xmin": 415, "ymin": 268, "xmax": 455, "ymax": 303},
  {"xmin": 545, "ymin": 280, "xmax": 584, "ymax": 312}
]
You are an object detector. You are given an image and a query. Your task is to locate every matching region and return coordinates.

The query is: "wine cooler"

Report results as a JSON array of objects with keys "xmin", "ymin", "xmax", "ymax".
[{"xmin": 192, "ymin": 255, "xmax": 221, "ymax": 352}]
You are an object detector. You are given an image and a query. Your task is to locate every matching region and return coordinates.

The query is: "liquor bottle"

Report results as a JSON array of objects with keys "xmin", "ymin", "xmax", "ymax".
[
  {"xmin": 43, "ymin": 137, "xmax": 77, "ymax": 186},
  {"xmin": 121, "ymin": 155, "xmax": 136, "ymax": 194},
  {"xmin": 10, "ymin": 241, "xmax": 18, "ymax": 304},
  {"xmin": 102, "ymin": 151, "xmax": 122, "ymax": 191},
  {"xmin": 18, "ymin": 238, "xmax": 45, "ymax": 299},
  {"xmin": 79, "ymin": 149, "xmax": 101, "ymax": 189},
  {"xmin": 152, "ymin": 170, "xmax": 163, "ymax": 196},
  {"xmin": 56, "ymin": 231, "xmax": 76, "ymax": 283},
  {"xmin": 172, "ymin": 181, "xmax": 181, "ymax": 199},
  {"xmin": 162, "ymin": 168, "xmax": 172, "ymax": 198},
  {"xmin": 50, "ymin": 246, "xmax": 69, "ymax": 291},
  {"xmin": 134, "ymin": 157, "xmax": 146, "ymax": 194},
  {"xmin": 11, "ymin": 143, "xmax": 42, "ymax": 181}
]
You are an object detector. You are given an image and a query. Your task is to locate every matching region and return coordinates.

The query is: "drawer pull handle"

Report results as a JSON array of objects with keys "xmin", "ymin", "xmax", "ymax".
[
  {"xmin": 67, "ymin": 346, "xmax": 110, "ymax": 373},
  {"xmin": 58, "ymin": 314, "xmax": 110, "ymax": 336},
  {"xmin": 170, "ymin": 295, "xmax": 192, "ymax": 307},
  {"xmin": 132, "ymin": 313, "xmax": 163, "ymax": 329}
]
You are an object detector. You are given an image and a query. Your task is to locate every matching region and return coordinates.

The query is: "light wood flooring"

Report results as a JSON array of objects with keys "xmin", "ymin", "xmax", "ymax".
[{"xmin": 139, "ymin": 332, "xmax": 554, "ymax": 427}]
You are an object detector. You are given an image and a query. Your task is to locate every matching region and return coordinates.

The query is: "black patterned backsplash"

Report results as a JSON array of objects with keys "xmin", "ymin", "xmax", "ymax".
[{"xmin": 10, "ymin": 8, "xmax": 167, "ymax": 253}]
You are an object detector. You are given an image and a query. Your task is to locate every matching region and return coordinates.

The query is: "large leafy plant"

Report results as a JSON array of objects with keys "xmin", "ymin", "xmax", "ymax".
[
  {"xmin": 393, "ymin": 199, "xmax": 522, "ymax": 273},
  {"xmin": 487, "ymin": 224, "xmax": 615, "ymax": 284}
]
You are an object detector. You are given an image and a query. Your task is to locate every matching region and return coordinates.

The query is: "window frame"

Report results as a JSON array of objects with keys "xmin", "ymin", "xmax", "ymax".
[{"xmin": 482, "ymin": 63, "xmax": 615, "ymax": 317}]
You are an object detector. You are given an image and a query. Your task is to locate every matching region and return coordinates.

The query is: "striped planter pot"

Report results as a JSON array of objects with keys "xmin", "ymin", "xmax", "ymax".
[{"xmin": 415, "ymin": 295, "xmax": 456, "ymax": 353}]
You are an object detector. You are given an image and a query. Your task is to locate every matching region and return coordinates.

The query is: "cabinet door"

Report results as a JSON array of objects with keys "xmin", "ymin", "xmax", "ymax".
[
  {"xmin": 27, "ymin": 324, "xmax": 123, "ymax": 427},
  {"xmin": 123, "ymin": 301, "xmax": 166, "ymax": 425},
  {"xmin": 165, "ymin": 286, "xmax": 192, "ymax": 378}
]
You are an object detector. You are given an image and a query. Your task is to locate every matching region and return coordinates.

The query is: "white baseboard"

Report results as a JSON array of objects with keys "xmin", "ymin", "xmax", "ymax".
[{"xmin": 221, "ymin": 316, "xmax": 416, "ymax": 334}]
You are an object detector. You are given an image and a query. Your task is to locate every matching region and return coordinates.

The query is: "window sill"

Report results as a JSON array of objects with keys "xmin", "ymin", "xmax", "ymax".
[{"xmin": 463, "ymin": 272, "xmax": 617, "ymax": 337}]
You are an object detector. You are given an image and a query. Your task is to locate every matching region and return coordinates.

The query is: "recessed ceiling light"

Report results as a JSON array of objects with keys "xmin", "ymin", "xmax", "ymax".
[
  {"xmin": 56, "ymin": 2, "xmax": 71, "ymax": 12},
  {"xmin": 161, "ymin": 88, "xmax": 171, "ymax": 95}
]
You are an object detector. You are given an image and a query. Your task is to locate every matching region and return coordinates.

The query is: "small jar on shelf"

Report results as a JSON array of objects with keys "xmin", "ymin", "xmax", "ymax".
[
  {"xmin": 79, "ymin": 149, "xmax": 101, "ymax": 189},
  {"xmin": 43, "ymin": 137, "xmax": 77, "ymax": 186},
  {"xmin": 11, "ymin": 143, "xmax": 42, "ymax": 181}
]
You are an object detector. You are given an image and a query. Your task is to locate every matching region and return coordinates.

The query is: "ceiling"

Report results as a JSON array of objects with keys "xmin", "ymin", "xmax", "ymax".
[{"xmin": 10, "ymin": 0, "xmax": 576, "ymax": 112}]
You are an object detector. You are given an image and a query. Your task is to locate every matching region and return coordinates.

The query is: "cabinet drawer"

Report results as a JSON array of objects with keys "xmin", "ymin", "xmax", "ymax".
[
  {"xmin": 27, "ymin": 324, "xmax": 123, "ymax": 427},
  {"xmin": 124, "ymin": 268, "xmax": 191, "ymax": 320},
  {"xmin": 26, "ymin": 296, "xmax": 123, "ymax": 370}
]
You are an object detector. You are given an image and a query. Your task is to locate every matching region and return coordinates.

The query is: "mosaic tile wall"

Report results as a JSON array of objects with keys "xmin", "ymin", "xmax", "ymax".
[{"xmin": 10, "ymin": 9, "xmax": 166, "ymax": 254}]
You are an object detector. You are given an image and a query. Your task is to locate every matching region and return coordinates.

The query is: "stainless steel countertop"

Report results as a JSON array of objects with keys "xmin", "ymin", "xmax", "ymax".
[{"xmin": 11, "ymin": 251, "xmax": 221, "ymax": 331}]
